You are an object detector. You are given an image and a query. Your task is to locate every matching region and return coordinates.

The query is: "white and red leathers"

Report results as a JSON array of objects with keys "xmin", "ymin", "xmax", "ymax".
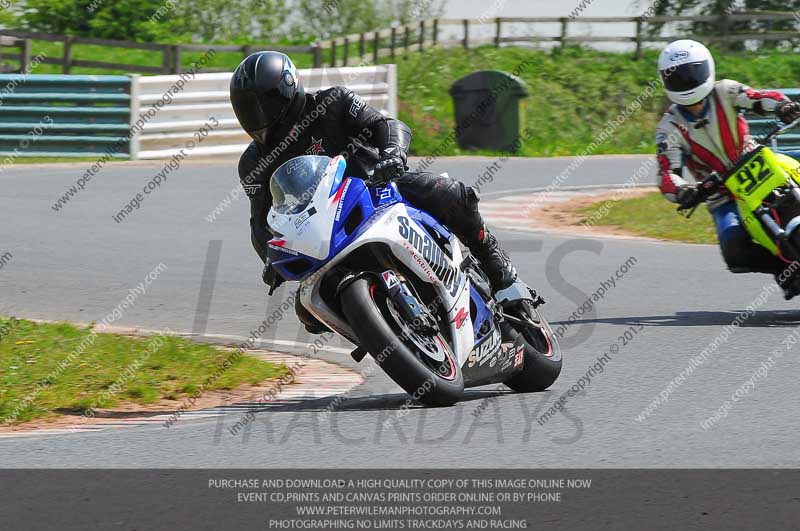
[{"xmin": 656, "ymin": 79, "xmax": 789, "ymax": 208}]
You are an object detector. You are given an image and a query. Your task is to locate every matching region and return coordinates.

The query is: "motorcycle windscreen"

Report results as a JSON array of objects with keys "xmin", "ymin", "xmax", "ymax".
[{"xmin": 270, "ymin": 155, "xmax": 332, "ymax": 215}]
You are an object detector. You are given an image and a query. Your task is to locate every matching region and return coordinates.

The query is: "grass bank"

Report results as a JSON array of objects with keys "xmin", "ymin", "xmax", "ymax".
[
  {"xmin": 0, "ymin": 318, "xmax": 287, "ymax": 424},
  {"xmin": 578, "ymin": 191, "xmax": 718, "ymax": 244},
  {"xmin": 395, "ymin": 46, "xmax": 800, "ymax": 157}
]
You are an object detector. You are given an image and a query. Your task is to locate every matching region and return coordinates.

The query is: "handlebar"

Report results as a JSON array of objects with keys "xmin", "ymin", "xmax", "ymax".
[
  {"xmin": 762, "ymin": 116, "xmax": 800, "ymax": 144},
  {"xmin": 676, "ymin": 172, "xmax": 723, "ymax": 217},
  {"xmin": 676, "ymin": 118, "xmax": 800, "ymax": 218}
]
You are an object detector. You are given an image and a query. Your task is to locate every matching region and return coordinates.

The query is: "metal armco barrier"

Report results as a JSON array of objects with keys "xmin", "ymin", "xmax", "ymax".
[
  {"xmin": 745, "ymin": 88, "xmax": 800, "ymax": 153},
  {"xmin": 0, "ymin": 66, "xmax": 395, "ymax": 160},
  {"xmin": 130, "ymin": 65, "xmax": 397, "ymax": 159},
  {"xmin": 0, "ymin": 74, "xmax": 131, "ymax": 158}
]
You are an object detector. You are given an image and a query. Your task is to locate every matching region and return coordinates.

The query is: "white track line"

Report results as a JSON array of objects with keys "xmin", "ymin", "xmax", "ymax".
[{"xmin": 481, "ymin": 183, "xmax": 655, "ymax": 198}]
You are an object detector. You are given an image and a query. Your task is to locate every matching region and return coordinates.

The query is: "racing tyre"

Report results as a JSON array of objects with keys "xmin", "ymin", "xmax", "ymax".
[
  {"xmin": 501, "ymin": 300, "xmax": 562, "ymax": 392},
  {"xmin": 341, "ymin": 278, "xmax": 464, "ymax": 406}
]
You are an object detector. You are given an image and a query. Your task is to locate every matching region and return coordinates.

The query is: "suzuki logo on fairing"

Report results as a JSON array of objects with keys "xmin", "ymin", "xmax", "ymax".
[
  {"xmin": 397, "ymin": 216, "xmax": 460, "ymax": 296},
  {"xmin": 468, "ymin": 329, "xmax": 501, "ymax": 368},
  {"xmin": 452, "ymin": 307, "xmax": 469, "ymax": 329}
]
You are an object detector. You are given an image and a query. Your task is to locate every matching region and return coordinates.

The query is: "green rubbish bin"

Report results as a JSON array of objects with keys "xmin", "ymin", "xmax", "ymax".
[{"xmin": 449, "ymin": 70, "xmax": 528, "ymax": 151}]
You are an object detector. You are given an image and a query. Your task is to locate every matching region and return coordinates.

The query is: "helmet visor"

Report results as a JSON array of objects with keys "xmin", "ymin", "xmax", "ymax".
[
  {"xmin": 231, "ymin": 89, "xmax": 289, "ymax": 143},
  {"xmin": 661, "ymin": 60, "xmax": 710, "ymax": 93}
]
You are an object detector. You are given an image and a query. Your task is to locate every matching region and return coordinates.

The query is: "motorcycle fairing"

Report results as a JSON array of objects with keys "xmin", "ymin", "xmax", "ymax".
[
  {"xmin": 724, "ymin": 148, "xmax": 800, "ymax": 256},
  {"xmin": 461, "ymin": 329, "xmax": 525, "ymax": 386},
  {"xmin": 267, "ymin": 156, "xmax": 402, "ymax": 281},
  {"xmin": 267, "ymin": 154, "xmax": 515, "ymax": 372},
  {"xmin": 295, "ymin": 200, "xmax": 475, "ymax": 366}
]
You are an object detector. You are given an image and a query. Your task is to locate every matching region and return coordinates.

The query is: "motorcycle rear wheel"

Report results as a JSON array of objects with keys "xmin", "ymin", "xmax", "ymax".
[
  {"xmin": 502, "ymin": 300, "xmax": 562, "ymax": 392},
  {"xmin": 341, "ymin": 278, "xmax": 464, "ymax": 407}
]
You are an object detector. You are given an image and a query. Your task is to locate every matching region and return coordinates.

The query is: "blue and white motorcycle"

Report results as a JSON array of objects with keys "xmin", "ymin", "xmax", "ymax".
[{"xmin": 267, "ymin": 155, "xmax": 561, "ymax": 406}]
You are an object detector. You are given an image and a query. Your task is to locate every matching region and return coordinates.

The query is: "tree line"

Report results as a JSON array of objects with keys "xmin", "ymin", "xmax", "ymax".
[{"xmin": 0, "ymin": 0, "xmax": 446, "ymax": 43}]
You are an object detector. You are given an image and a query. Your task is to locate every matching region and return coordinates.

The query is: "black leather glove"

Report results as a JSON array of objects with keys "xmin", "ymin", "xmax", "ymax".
[
  {"xmin": 262, "ymin": 260, "xmax": 285, "ymax": 295},
  {"xmin": 370, "ymin": 146, "xmax": 407, "ymax": 186},
  {"xmin": 776, "ymin": 101, "xmax": 800, "ymax": 124},
  {"xmin": 676, "ymin": 184, "xmax": 699, "ymax": 208}
]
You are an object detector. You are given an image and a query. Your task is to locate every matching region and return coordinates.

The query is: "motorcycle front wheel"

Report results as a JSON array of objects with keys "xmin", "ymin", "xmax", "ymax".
[{"xmin": 341, "ymin": 278, "xmax": 464, "ymax": 406}]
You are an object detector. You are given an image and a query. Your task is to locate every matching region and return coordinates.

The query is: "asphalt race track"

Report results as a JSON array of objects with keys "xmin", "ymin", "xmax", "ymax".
[{"xmin": 2, "ymin": 154, "xmax": 799, "ymax": 467}]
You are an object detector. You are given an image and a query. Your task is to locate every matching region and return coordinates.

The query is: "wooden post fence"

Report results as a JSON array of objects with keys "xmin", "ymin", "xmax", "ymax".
[
  {"xmin": 0, "ymin": 14, "xmax": 797, "ymax": 75},
  {"xmin": 62, "ymin": 36, "xmax": 73, "ymax": 74}
]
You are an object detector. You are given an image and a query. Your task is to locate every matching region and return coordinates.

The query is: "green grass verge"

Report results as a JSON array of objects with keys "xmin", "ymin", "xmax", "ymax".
[
  {"xmin": 0, "ymin": 318, "xmax": 288, "ymax": 424},
  {"xmin": 578, "ymin": 191, "xmax": 718, "ymax": 244},
  {"xmin": 26, "ymin": 40, "xmax": 318, "ymax": 75},
  {"xmin": 23, "ymin": 40, "xmax": 321, "ymax": 76}
]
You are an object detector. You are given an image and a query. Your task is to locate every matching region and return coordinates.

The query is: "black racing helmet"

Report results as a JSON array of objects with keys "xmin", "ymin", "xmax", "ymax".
[{"xmin": 230, "ymin": 51, "xmax": 305, "ymax": 143}]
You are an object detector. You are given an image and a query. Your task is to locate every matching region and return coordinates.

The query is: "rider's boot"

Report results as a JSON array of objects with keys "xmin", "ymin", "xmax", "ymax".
[{"xmin": 464, "ymin": 225, "xmax": 518, "ymax": 292}]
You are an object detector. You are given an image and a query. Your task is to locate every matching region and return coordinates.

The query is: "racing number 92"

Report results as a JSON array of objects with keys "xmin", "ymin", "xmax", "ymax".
[{"xmin": 733, "ymin": 154, "xmax": 771, "ymax": 195}]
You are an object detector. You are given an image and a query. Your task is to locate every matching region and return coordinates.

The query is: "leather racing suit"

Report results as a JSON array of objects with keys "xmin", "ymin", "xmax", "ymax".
[{"xmin": 656, "ymin": 79, "xmax": 792, "ymax": 275}]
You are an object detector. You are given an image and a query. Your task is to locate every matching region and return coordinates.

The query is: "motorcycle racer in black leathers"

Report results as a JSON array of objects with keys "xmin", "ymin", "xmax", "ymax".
[{"xmin": 230, "ymin": 51, "xmax": 518, "ymax": 331}]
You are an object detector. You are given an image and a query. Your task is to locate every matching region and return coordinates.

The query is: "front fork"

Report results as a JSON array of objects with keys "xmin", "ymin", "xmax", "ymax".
[
  {"xmin": 379, "ymin": 270, "xmax": 438, "ymax": 335},
  {"xmin": 757, "ymin": 177, "xmax": 800, "ymax": 260}
]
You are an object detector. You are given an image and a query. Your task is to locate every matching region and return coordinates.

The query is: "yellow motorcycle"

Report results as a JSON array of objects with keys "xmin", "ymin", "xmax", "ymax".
[{"xmin": 679, "ymin": 119, "xmax": 800, "ymax": 260}]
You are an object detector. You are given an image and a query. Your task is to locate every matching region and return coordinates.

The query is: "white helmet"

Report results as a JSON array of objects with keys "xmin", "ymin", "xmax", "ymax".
[{"xmin": 658, "ymin": 40, "xmax": 715, "ymax": 106}]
